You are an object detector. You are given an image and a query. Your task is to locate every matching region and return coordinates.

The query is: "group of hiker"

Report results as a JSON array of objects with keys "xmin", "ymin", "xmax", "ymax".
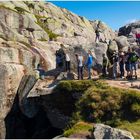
[
  {"xmin": 55, "ymin": 45, "xmax": 139, "ymax": 80},
  {"xmin": 55, "ymin": 48, "xmax": 94, "ymax": 80},
  {"xmin": 102, "ymin": 47, "xmax": 139, "ymax": 80}
]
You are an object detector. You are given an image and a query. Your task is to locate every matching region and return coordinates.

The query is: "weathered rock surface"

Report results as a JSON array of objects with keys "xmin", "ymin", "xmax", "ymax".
[
  {"xmin": 93, "ymin": 124, "xmax": 134, "ymax": 139},
  {"xmin": 0, "ymin": 1, "xmax": 139, "ymax": 139}
]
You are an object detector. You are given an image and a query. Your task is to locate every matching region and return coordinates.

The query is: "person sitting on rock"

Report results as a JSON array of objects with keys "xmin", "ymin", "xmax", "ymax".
[
  {"xmin": 76, "ymin": 53, "xmax": 84, "ymax": 80},
  {"xmin": 102, "ymin": 54, "xmax": 108, "ymax": 77}
]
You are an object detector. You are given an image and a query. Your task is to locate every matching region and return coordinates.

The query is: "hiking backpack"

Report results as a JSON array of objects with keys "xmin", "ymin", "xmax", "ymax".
[{"xmin": 130, "ymin": 52, "xmax": 139, "ymax": 63}]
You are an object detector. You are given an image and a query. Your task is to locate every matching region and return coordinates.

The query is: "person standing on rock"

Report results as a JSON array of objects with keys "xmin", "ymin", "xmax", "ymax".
[
  {"xmin": 112, "ymin": 50, "xmax": 119, "ymax": 79},
  {"xmin": 55, "ymin": 50, "xmax": 61, "ymax": 68},
  {"xmin": 86, "ymin": 50, "xmax": 94, "ymax": 79},
  {"xmin": 95, "ymin": 21, "xmax": 102, "ymax": 43},
  {"xmin": 119, "ymin": 51, "xmax": 125, "ymax": 79},
  {"xmin": 102, "ymin": 54, "xmax": 108, "ymax": 77},
  {"xmin": 76, "ymin": 53, "xmax": 84, "ymax": 80},
  {"xmin": 65, "ymin": 50, "xmax": 71, "ymax": 73},
  {"xmin": 129, "ymin": 48, "xmax": 139, "ymax": 79},
  {"xmin": 95, "ymin": 28, "xmax": 100, "ymax": 43},
  {"xmin": 135, "ymin": 32, "xmax": 140, "ymax": 45},
  {"xmin": 124, "ymin": 48, "xmax": 132, "ymax": 79}
]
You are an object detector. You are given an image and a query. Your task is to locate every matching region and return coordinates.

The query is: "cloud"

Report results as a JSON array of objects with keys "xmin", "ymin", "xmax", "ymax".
[{"xmin": 125, "ymin": 19, "xmax": 138, "ymax": 24}]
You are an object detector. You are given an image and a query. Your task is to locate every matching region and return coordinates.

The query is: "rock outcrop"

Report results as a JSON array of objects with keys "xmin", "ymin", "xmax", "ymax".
[
  {"xmin": 93, "ymin": 124, "xmax": 134, "ymax": 139},
  {"xmin": 0, "ymin": 1, "xmax": 139, "ymax": 139}
]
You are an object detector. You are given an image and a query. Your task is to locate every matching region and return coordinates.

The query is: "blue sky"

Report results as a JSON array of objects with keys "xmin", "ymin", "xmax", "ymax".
[{"xmin": 50, "ymin": 1, "xmax": 140, "ymax": 30}]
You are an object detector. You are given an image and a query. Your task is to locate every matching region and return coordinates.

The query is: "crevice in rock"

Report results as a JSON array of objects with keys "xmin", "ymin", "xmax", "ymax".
[{"xmin": 4, "ymin": 94, "xmax": 63, "ymax": 139}]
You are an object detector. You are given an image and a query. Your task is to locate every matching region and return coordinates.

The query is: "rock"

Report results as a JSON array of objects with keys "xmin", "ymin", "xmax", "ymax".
[
  {"xmin": 45, "ymin": 108, "xmax": 70, "ymax": 129},
  {"xmin": 115, "ymin": 36, "xmax": 129, "ymax": 51},
  {"xmin": 93, "ymin": 124, "xmax": 134, "ymax": 139},
  {"xmin": 108, "ymin": 40, "xmax": 118, "ymax": 53},
  {"xmin": 0, "ymin": 63, "xmax": 24, "ymax": 138},
  {"xmin": 56, "ymin": 72, "xmax": 75, "ymax": 81},
  {"xmin": 0, "ymin": 1, "xmax": 120, "ymax": 138},
  {"xmin": 28, "ymin": 79, "xmax": 56, "ymax": 97},
  {"xmin": 17, "ymin": 75, "xmax": 38, "ymax": 118},
  {"xmin": 118, "ymin": 20, "xmax": 140, "ymax": 36}
]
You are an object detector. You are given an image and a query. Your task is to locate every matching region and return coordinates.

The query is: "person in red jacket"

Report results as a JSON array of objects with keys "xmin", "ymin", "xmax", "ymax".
[{"xmin": 135, "ymin": 32, "xmax": 140, "ymax": 45}]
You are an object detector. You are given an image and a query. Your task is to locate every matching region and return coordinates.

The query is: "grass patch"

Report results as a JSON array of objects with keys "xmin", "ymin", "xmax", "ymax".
[
  {"xmin": 38, "ymin": 37, "xmax": 48, "ymax": 42},
  {"xmin": 0, "ymin": 4, "xmax": 17, "ymax": 13},
  {"xmin": 14, "ymin": 6, "xmax": 29, "ymax": 14},
  {"xmin": 35, "ymin": 14, "xmax": 59, "ymax": 41},
  {"xmin": 19, "ymin": 41, "xmax": 31, "ymax": 48},
  {"xmin": 52, "ymin": 80, "xmax": 140, "ymax": 138},
  {"xmin": 64, "ymin": 121, "xmax": 93, "ymax": 137},
  {"xmin": 118, "ymin": 120, "xmax": 140, "ymax": 139}
]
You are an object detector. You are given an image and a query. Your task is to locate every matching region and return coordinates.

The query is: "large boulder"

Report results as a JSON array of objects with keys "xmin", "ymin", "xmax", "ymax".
[
  {"xmin": 115, "ymin": 36, "xmax": 129, "ymax": 51},
  {"xmin": 0, "ymin": 64, "xmax": 24, "ymax": 138},
  {"xmin": 17, "ymin": 75, "xmax": 38, "ymax": 118},
  {"xmin": 118, "ymin": 20, "xmax": 140, "ymax": 37},
  {"xmin": 108, "ymin": 40, "xmax": 118, "ymax": 53},
  {"xmin": 93, "ymin": 124, "xmax": 134, "ymax": 139}
]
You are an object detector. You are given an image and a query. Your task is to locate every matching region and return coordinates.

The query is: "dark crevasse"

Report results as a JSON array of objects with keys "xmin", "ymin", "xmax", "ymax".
[{"xmin": 4, "ymin": 94, "xmax": 63, "ymax": 139}]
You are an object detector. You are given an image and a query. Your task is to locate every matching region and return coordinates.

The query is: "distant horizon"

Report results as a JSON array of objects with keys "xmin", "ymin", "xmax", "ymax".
[{"xmin": 49, "ymin": 1, "xmax": 140, "ymax": 31}]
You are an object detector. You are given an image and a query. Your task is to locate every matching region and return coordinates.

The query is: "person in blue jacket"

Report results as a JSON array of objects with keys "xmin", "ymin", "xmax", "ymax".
[{"xmin": 86, "ymin": 50, "xmax": 94, "ymax": 79}]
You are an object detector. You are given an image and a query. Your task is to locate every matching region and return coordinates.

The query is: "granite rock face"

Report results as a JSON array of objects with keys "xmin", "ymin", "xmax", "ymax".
[
  {"xmin": 93, "ymin": 124, "xmax": 134, "ymax": 139},
  {"xmin": 0, "ymin": 1, "xmax": 138, "ymax": 139}
]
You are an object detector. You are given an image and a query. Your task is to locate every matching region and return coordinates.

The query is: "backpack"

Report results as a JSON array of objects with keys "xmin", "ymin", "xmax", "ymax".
[
  {"xmin": 130, "ymin": 52, "xmax": 139, "ymax": 63},
  {"xmin": 113, "ymin": 54, "xmax": 118, "ymax": 62}
]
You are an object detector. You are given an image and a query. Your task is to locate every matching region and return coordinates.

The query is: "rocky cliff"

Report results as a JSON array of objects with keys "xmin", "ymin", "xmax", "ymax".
[{"xmin": 0, "ymin": 1, "xmax": 139, "ymax": 139}]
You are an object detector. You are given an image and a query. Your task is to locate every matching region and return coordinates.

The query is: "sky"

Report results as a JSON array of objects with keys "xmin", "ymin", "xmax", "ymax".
[{"xmin": 50, "ymin": 1, "xmax": 140, "ymax": 30}]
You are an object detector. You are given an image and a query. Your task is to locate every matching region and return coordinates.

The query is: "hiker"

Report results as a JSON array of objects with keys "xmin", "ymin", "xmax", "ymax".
[
  {"xmin": 124, "ymin": 48, "xmax": 132, "ymax": 79},
  {"xmin": 112, "ymin": 50, "xmax": 119, "ymax": 79},
  {"xmin": 76, "ymin": 53, "xmax": 84, "ymax": 80},
  {"xmin": 55, "ymin": 50, "xmax": 62, "ymax": 68},
  {"xmin": 57, "ymin": 47, "xmax": 66, "ymax": 70},
  {"xmin": 135, "ymin": 32, "xmax": 140, "ymax": 45},
  {"xmin": 95, "ymin": 21, "xmax": 101, "ymax": 43},
  {"xmin": 86, "ymin": 50, "xmax": 94, "ymax": 79},
  {"xmin": 36, "ymin": 63, "xmax": 46, "ymax": 79},
  {"xmin": 129, "ymin": 48, "xmax": 139, "ymax": 79},
  {"xmin": 95, "ymin": 28, "xmax": 100, "ymax": 43},
  {"xmin": 119, "ymin": 51, "xmax": 125, "ymax": 78},
  {"xmin": 65, "ymin": 50, "xmax": 71, "ymax": 72},
  {"xmin": 102, "ymin": 53, "xmax": 108, "ymax": 77}
]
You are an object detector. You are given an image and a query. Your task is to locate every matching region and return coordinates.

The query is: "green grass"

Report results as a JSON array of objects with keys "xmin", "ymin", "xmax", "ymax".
[
  {"xmin": 64, "ymin": 121, "xmax": 93, "ymax": 137},
  {"xmin": 35, "ymin": 14, "xmax": 59, "ymax": 41},
  {"xmin": 38, "ymin": 37, "xmax": 48, "ymax": 42},
  {"xmin": 19, "ymin": 41, "xmax": 31, "ymax": 48},
  {"xmin": 14, "ymin": 6, "xmax": 29, "ymax": 14},
  {"xmin": 0, "ymin": 4, "xmax": 17, "ymax": 13},
  {"xmin": 52, "ymin": 80, "xmax": 140, "ymax": 138},
  {"xmin": 118, "ymin": 120, "xmax": 140, "ymax": 139}
]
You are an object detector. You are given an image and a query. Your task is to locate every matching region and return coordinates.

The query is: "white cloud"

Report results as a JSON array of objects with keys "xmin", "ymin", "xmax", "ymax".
[{"xmin": 125, "ymin": 19, "xmax": 138, "ymax": 24}]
